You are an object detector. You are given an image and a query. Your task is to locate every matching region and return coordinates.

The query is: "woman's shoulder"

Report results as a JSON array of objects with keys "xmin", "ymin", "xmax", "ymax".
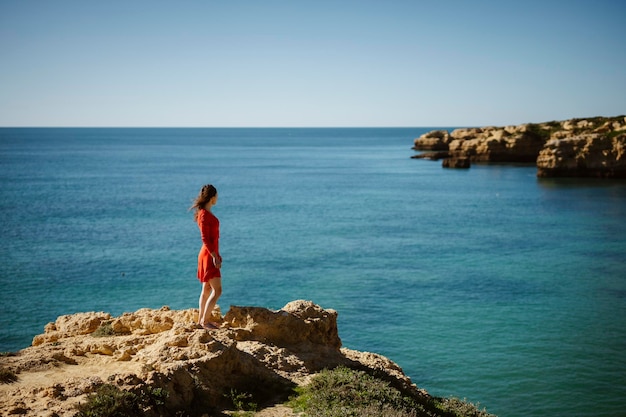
[{"xmin": 198, "ymin": 209, "xmax": 218, "ymax": 221}]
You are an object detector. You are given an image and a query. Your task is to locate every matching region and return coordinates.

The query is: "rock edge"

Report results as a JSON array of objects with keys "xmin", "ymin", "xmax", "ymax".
[
  {"xmin": 412, "ymin": 116, "xmax": 626, "ymax": 177},
  {"xmin": 0, "ymin": 301, "xmax": 429, "ymax": 417}
]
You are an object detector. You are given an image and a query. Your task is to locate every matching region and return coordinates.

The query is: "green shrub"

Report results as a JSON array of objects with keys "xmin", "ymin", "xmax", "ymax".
[
  {"xmin": 288, "ymin": 366, "xmax": 495, "ymax": 417},
  {"xmin": 76, "ymin": 384, "xmax": 141, "ymax": 417},
  {"xmin": 525, "ymin": 123, "xmax": 551, "ymax": 141},
  {"xmin": 607, "ymin": 130, "xmax": 626, "ymax": 140},
  {"xmin": 0, "ymin": 367, "xmax": 18, "ymax": 384},
  {"xmin": 75, "ymin": 383, "xmax": 169, "ymax": 417},
  {"xmin": 228, "ymin": 389, "xmax": 258, "ymax": 412},
  {"xmin": 92, "ymin": 322, "xmax": 116, "ymax": 337},
  {"xmin": 92, "ymin": 321, "xmax": 128, "ymax": 337},
  {"xmin": 288, "ymin": 366, "xmax": 422, "ymax": 417},
  {"xmin": 435, "ymin": 397, "xmax": 493, "ymax": 417}
]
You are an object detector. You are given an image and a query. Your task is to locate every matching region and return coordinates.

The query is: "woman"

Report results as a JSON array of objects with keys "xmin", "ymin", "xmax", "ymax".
[{"xmin": 190, "ymin": 184, "xmax": 222, "ymax": 329}]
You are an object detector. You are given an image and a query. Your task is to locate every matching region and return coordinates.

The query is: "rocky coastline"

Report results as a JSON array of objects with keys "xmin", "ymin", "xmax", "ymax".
[
  {"xmin": 412, "ymin": 116, "xmax": 626, "ymax": 178},
  {"xmin": 0, "ymin": 301, "xmax": 491, "ymax": 417}
]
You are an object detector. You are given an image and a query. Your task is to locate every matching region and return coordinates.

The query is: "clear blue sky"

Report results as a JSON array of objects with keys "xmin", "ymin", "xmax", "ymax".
[{"xmin": 1, "ymin": 0, "xmax": 624, "ymax": 127}]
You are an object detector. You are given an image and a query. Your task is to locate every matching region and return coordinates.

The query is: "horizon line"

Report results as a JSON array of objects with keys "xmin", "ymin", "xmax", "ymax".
[{"xmin": 2, "ymin": 115, "xmax": 622, "ymax": 130}]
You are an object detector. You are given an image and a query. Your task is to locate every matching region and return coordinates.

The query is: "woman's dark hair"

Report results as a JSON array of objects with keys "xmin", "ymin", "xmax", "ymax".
[{"xmin": 190, "ymin": 184, "xmax": 217, "ymax": 221}]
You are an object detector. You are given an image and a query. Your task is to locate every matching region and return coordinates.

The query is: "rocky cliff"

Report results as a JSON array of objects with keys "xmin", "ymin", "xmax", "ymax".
[
  {"xmin": 536, "ymin": 133, "xmax": 626, "ymax": 178},
  {"xmin": 0, "ymin": 301, "xmax": 436, "ymax": 417},
  {"xmin": 412, "ymin": 116, "xmax": 626, "ymax": 177}
]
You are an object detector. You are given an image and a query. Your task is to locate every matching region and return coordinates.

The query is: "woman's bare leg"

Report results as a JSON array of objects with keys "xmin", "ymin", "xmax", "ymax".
[
  {"xmin": 200, "ymin": 278, "xmax": 222, "ymax": 325},
  {"xmin": 198, "ymin": 282, "xmax": 211, "ymax": 324}
]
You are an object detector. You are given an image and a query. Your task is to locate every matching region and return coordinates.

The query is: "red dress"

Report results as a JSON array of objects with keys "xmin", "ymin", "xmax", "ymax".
[{"xmin": 197, "ymin": 209, "xmax": 221, "ymax": 282}]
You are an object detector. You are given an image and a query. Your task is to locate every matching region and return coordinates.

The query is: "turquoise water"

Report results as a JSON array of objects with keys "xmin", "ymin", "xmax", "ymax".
[{"xmin": 1, "ymin": 128, "xmax": 625, "ymax": 416}]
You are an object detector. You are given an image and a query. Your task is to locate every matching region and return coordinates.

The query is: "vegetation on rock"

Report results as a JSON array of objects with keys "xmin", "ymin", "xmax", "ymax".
[
  {"xmin": 0, "ymin": 302, "xmax": 497, "ymax": 416},
  {"xmin": 0, "ymin": 367, "xmax": 18, "ymax": 384},
  {"xmin": 289, "ymin": 366, "xmax": 494, "ymax": 417},
  {"xmin": 76, "ymin": 384, "xmax": 168, "ymax": 417}
]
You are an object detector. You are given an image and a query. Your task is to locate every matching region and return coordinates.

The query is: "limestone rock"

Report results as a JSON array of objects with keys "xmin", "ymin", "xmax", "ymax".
[
  {"xmin": 412, "ymin": 115, "xmax": 626, "ymax": 176},
  {"xmin": 414, "ymin": 124, "xmax": 547, "ymax": 163},
  {"xmin": 446, "ymin": 127, "xmax": 546, "ymax": 163},
  {"xmin": 442, "ymin": 156, "xmax": 470, "ymax": 168},
  {"xmin": 32, "ymin": 312, "xmax": 111, "ymax": 346},
  {"xmin": 224, "ymin": 300, "xmax": 340, "ymax": 349},
  {"xmin": 0, "ymin": 301, "xmax": 426, "ymax": 416},
  {"xmin": 411, "ymin": 151, "xmax": 450, "ymax": 160},
  {"xmin": 537, "ymin": 133, "xmax": 626, "ymax": 177},
  {"xmin": 412, "ymin": 130, "xmax": 452, "ymax": 150}
]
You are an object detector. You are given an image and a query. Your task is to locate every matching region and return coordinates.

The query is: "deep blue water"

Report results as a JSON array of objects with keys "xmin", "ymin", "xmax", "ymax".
[{"xmin": 1, "ymin": 128, "xmax": 625, "ymax": 416}]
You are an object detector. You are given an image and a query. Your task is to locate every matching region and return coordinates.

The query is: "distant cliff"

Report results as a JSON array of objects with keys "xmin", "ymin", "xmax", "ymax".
[
  {"xmin": 412, "ymin": 116, "xmax": 626, "ymax": 177},
  {"xmin": 0, "ymin": 301, "xmax": 492, "ymax": 416}
]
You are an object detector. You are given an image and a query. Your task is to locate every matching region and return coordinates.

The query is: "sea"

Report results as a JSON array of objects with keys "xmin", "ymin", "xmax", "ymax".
[{"xmin": 1, "ymin": 127, "xmax": 625, "ymax": 416}]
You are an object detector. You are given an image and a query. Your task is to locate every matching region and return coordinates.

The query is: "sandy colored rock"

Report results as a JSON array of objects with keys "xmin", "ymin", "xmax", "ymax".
[
  {"xmin": 446, "ymin": 127, "xmax": 545, "ymax": 163},
  {"xmin": 537, "ymin": 133, "xmax": 626, "ymax": 177},
  {"xmin": 412, "ymin": 116, "xmax": 626, "ymax": 175},
  {"xmin": 412, "ymin": 129, "xmax": 452, "ymax": 150},
  {"xmin": 0, "ymin": 301, "xmax": 427, "ymax": 417}
]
